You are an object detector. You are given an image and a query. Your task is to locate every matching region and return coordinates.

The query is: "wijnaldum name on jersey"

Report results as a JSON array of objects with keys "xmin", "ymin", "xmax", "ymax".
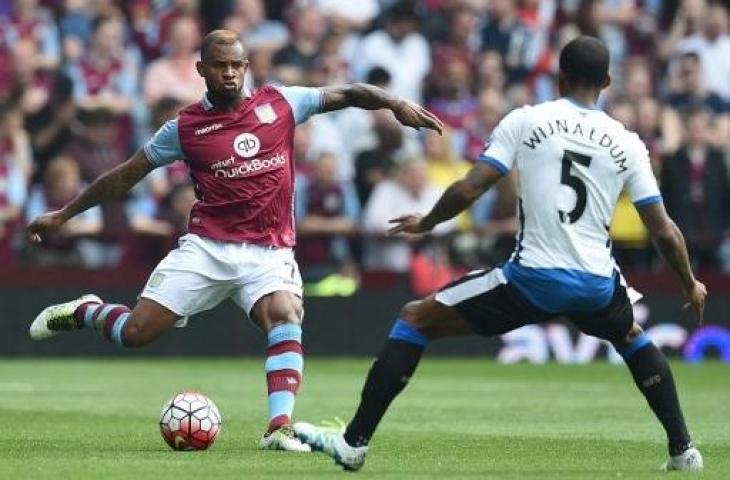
[{"xmin": 522, "ymin": 118, "xmax": 628, "ymax": 173}]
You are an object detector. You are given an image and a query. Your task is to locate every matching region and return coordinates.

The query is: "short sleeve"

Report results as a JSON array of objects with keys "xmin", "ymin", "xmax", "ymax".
[
  {"xmin": 624, "ymin": 135, "xmax": 662, "ymax": 207},
  {"xmin": 143, "ymin": 118, "xmax": 184, "ymax": 168},
  {"xmin": 5, "ymin": 164, "xmax": 27, "ymax": 206},
  {"xmin": 274, "ymin": 85, "xmax": 324, "ymax": 124},
  {"xmin": 478, "ymin": 107, "xmax": 526, "ymax": 175}
]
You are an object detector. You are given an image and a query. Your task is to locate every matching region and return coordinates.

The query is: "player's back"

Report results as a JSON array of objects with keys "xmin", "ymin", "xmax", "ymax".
[{"xmin": 481, "ymin": 97, "xmax": 661, "ymax": 314}]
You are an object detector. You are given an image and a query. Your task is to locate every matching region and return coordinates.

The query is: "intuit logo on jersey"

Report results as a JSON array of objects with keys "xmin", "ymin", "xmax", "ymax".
[
  {"xmin": 194, "ymin": 123, "xmax": 223, "ymax": 136},
  {"xmin": 212, "ymin": 153, "xmax": 286, "ymax": 178},
  {"xmin": 522, "ymin": 119, "xmax": 628, "ymax": 173}
]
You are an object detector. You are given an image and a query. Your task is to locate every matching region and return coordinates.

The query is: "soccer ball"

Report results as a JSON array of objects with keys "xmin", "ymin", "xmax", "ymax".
[{"xmin": 159, "ymin": 391, "xmax": 222, "ymax": 451}]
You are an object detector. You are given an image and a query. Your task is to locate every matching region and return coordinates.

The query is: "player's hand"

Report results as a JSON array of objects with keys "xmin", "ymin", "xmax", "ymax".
[
  {"xmin": 387, "ymin": 213, "xmax": 433, "ymax": 237},
  {"xmin": 682, "ymin": 279, "xmax": 707, "ymax": 325},
  {"xmin": 26, "ymin": 210, "xmax": 68, "ymax": 243},
  {"xmin": 390, "ymin": 100, "xmax": 444, "ymax": 134}
]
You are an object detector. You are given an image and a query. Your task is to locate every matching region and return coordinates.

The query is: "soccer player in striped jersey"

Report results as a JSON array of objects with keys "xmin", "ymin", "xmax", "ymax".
[{"xmin": 294, "ymin": 36, "xmax": 706, "ymax": 472}]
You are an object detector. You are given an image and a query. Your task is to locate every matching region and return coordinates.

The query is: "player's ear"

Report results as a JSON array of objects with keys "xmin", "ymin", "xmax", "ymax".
[
  {"xmin": 557, "ymin": 71, "xmax": 567, "ymax": 96},
  {"xmin": 602, "ymin": 74, "xmax": 611, "ymax": 89},
  {"xmin": 195, "ymin": 61, "xmax": 205, "ymax": 78}
]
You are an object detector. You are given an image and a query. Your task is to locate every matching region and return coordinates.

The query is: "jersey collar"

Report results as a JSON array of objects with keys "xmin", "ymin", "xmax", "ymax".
[{"xmin": 562, "ymin": 96, "xmax": 599, "ymax": 111}]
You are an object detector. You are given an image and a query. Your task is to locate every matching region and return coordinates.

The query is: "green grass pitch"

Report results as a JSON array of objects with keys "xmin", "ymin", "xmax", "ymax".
[{"xmin": 0, "ymin": 359, "xmax": 728, "ymax": 479}]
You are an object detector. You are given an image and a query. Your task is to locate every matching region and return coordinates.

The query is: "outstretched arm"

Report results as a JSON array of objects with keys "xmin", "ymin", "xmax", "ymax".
[
  {"xmin": 26, "ymin": 149, "xmax": 154, "ymax": 243},
  {"xmin": 637, "ymin": 202, "xmax": 706, "ymax": 323},
  {"xmin": 320, "ymin": 83, "xmax": 443, "ymax": 134},
  {"xmin": 387, "ymin": 162, "xmax": 503, "ymax": 236}
]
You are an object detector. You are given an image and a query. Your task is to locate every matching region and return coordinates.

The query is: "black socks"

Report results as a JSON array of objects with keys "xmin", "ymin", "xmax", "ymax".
[
  {"xmin": 621, "ymin": 342, "xmax": 692, "ymax": 455},
  {"xmin": 344, "ymin": 340, "xmax": 425, "ymax": 447}
]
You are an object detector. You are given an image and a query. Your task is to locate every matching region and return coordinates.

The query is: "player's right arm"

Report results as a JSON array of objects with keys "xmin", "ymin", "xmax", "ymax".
[
  {"xmin": 26, "ymin": 150, "xmax": 155, "ymax": 243},
  {"xmin": 626, "ymin": 135, "xmax": 706, "ymax": 323},
  {"xmin": 27, "ymin": 118, "xmax": 183, "ymax": 243},
  {"xmin": 387, "ymin": 163, "xmax": 502, "ymax": 236},
  {"xmin": 387, "ymin": 107, "xmax": 524, "ymax": 236}
]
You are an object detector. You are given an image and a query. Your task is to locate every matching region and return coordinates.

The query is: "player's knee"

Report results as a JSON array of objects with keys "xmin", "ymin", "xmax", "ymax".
[
  {"xmin": 399, "ymin": 300, "xmax": 429, "ymax": 334},
  {"xmin": 264, "ymin": 300, "xmax": 303, "ymax": 329},
  {"xmin": 612, "ymin": 322, "xmax": 650, "ymax": 357},
  {"xmin": 121, "ymin": 319, "xmax": 153, "ymax": 348}
]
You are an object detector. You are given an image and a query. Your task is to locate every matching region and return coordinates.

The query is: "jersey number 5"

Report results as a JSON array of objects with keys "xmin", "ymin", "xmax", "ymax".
[{"xmin": 559, "ymin": 150, "xmax": 592, "ymax": 224}]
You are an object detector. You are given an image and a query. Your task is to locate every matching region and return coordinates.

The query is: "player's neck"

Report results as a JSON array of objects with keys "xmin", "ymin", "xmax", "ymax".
[{"xmin": 562, "ymin": 90, "xmax": 599, "ymax": 109}]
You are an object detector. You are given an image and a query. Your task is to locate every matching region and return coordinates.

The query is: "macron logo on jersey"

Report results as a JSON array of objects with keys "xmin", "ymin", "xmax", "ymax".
[{"xmin": 194, "ymin": 123, "xmax": 223, "ymax": 136}]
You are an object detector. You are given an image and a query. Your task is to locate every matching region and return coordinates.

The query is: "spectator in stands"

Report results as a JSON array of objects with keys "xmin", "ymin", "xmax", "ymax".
[
  {"xmin": 24, "ymin": 154, "xmax": 102, "ymax": 266},
  {"xmin": 0, "ymin": 100, "xmax": 32, "ymax": 181},
  {"xmin": 7, "ymin": 39, "xmax": 53, "ymax": 116},
  {"xmin": 475, "ymin": 50, "xmax": 507, "ymax": 92},
  {"xmin": 427, "ymin": 57, "xmax": 477, "ymax": 152},
  {"xmin": 66, "ymin": 15, "xmax": 138, "ymax": 115},
  {"xmin": 423, "ymin": 128, "xmax": 471, "ymax": 231},
  {"xmin": 333, "ymin": 67, "xmax": 391, "ymax": 161},
  {"xmin": 157, "ymin": 0, "xmax": 203, "ymax": 50},
  {"xmin": 25, "ymin": 72, "xmax": 77, "ymax": 180},
  {"xmin": 574, "ymin": 0, "xmax": 636, "ymax": 66},
  {"xmin": 246, "ymin": 47, "xmax": 276, "ymax": 88},
  {"xmin": 430, "ymin": 5, "xmax": 480, "ymax": 75},
  {"xmin": 661, "ymin": 107, "xmax": 729, "ymax": 269},
  {"xmin": 315, "ymin": 0, "xmax": 380, "ymax": 33},
  {"xmin": 311, "ymin": 30, "xmax": 350, "ymax": 87},
  {"xmin": 0, "ymin": 103, "xmax": 28, "ymax": 263},
  {"xmin": 273, "ymin": 3, "xmax": 326, "ymax": 85},
  {"xmin": 354, "ymin": 109, "xmax": 404, "ymax": 205},
  {"xmin": 65, "ymin": 108, "xmax": 128, "ymax": 248},
  {"xmin": 622, "ymin": 58, "xmax": 654, "ymax": 105},
  {"xmin": 361, "ymin": 157, "xmax": 455, "ymax": 272},
  {"xmin": 353, "ymin": 2, "xmax": 430, "ymax": 102},
  {"xmin": 0, "ymin": 0, "xmax": 60, "ymax": 71},
  {"xmin": 224, "ymin": 0, "xmax": 289, "ymax": 53},
  {"xmin": 665, "ymin": 52, "xmax": 729, "ymax": 147},
  {"xmin": 143, "ymin": 15, "xmax": 205, "ymax": 105},
  {"xmin": 59, "ymin": 0, "xmax": 93, "ymax": 63},
  {"xmin": 674, "ymin": 1, "xmax": 730, "ymax": 100},
  {"xmin": 635, "ymin": 97, "xmax": 664, "ymax": 165},
  {"xmin": 481, "ymin": 0, "xmax": 542, "ymax": 82},
  {"xmin": 295, "ymin": 152, "xmax": 360, "ymax": 279},
  {"xmin": 464, "ymin": 87, "xmax": 505, "ymax": 161}
]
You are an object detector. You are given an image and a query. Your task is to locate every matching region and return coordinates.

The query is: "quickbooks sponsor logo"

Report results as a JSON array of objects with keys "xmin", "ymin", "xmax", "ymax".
[
  {"xmin": 194, "ymin": 123, "xmax": 223, "ymax": 136},
  {"xmin": 213, "ymin": 153, "xmax": 286, "ymax": 178}
]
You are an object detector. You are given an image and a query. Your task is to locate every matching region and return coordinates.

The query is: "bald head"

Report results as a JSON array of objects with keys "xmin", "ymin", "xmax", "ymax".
[{"xmin": 201, "ymin": 29, "xmax": 245, "ymax": 62}]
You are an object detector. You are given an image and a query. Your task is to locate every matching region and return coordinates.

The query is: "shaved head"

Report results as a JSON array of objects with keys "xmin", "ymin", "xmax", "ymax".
[
  {"xmin": 196, "ymin": 29, "xmax": 248, "ymax": 107},
  {"xmin": 201, "ymin": 29, "xmax": 245, "ymax": 62}
]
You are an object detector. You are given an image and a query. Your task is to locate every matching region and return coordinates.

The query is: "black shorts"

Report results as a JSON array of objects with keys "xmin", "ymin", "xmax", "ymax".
[{"xmin": 434, "ymin": 268, "xmax": 633, "ymax": 344}]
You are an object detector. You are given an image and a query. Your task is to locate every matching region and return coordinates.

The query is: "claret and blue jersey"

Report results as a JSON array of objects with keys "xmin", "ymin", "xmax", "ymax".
[
  {"xmin": 480, "ymin": 97, "xmax": 662, "ymax": 314},
  {"xmin": 142, "ymin": 85, "xmax": 324, "ymax": 247}
]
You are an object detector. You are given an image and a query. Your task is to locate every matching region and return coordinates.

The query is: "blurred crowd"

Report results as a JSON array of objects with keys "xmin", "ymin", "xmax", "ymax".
[{"xmin": 1, "ymin": 0, "xmax": 729, "ymax": 287}]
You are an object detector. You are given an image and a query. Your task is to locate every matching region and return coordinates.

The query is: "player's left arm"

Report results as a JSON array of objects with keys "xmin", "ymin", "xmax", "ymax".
[
  {"xmin": 319, "ymin": 83, "xmax": 443, "ymax": 133},
  {"xmin": 387, "ymin": 162, "xmax": 502, "ymax": 236}
]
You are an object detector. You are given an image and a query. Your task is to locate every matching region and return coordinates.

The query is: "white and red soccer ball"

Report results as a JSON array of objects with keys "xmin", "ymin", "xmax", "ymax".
[{"xmin": 159, "ymin": 391, "xmax": 221, "ymax": 451}]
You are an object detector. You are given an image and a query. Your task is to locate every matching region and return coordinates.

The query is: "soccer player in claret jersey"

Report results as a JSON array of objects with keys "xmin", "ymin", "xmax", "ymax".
[
  {"xmin": 294, "ymin": 36, "xmax": 706, "ymax": 471},
  {"xmin": 26, "ymin": 30, "xmax": 443, "ymax": 451}
]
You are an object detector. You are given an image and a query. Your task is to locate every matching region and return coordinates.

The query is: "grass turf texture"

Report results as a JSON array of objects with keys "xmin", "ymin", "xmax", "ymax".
[{"xmin": 0, "ymin": 359, "xmax": 727, "ymax": 479}]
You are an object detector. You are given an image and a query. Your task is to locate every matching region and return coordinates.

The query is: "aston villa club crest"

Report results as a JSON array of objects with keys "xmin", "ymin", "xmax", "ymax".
[{"xmin": 254, "ymin": 103, "xmax": 277, "ymax": 124}]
